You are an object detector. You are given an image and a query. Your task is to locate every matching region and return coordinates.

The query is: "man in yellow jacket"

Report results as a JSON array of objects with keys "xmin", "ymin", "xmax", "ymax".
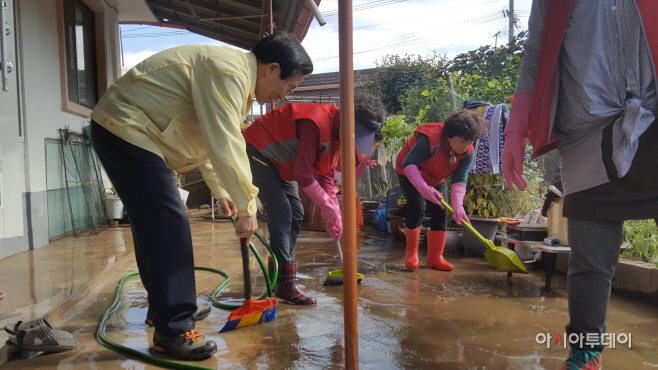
[{"xmin": 90, "ymin": 32, "xmax": 312, "ymax": 361}]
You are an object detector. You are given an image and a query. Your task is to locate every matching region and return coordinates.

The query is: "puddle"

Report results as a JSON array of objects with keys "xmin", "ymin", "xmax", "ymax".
[{"xmin": 2, "ymin": 222, "xmax": 657, "ymax": 369}]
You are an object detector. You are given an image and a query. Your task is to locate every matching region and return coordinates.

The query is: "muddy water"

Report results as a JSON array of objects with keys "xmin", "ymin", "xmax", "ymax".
[{"xmin": 2, "ymin": 221, "xmax": 658, "ymax": 369}]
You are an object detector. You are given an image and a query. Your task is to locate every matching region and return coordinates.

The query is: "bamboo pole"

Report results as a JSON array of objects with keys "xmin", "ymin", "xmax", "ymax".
[{"xmin": 338, "ymin": 0, "xmax": 358, "ymax": 368}]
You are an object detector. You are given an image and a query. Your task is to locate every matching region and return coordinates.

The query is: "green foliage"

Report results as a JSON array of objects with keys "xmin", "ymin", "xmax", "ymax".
[
  {"xmin": 453, "ymin": 68, "xmax": 519, "ymax": 106},
  {"xmin": 362, "ymin": 32, "xmax": 544, "ymax": 215},
  {"xmin": 400, "ymin": 77, "xmax": 455, "ymax": 124},
  {"xmin": 380, "ymin": 115, "xmax": 417, "ymax": 156},
  {"xmin": 357, "ymin": 32, "xmax": 526, "ymax": 117},
  {"xmin": 457, "ymin": 150, "xmax": 548, "ymax": 219},
  {"xmin": 399, "ymin": 53, "xmax": 521, "ymax": 123},
  {"xmin": 621, "ymin": 220, "xmax": 658, "ymax": 265},
  {"xmin": 463, "ymin": 173, "xmax": 501, "ymax": 218},
  {"xmin": 395, "ymin": 33, "xmax": 526, "ymax": 122},
  {"xmin": 488, "ymin": 159, "xmax": 548, "ymax": 218},
  {"xmin": 449, "ymin": 32, "xmax": 526, "ymax": 77},
  {"xmin": 360, "ymin": 54, "xmax": 450, "ymax": 114},
  {"xmin": 373, "ymin": 181, "xmax": 394, "ymax": 196}
]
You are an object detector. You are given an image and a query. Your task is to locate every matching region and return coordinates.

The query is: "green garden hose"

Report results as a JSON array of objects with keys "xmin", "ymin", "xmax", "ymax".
[{"xmin": 96, "ymin": 231, "xmax": 278, "ymax": 370}]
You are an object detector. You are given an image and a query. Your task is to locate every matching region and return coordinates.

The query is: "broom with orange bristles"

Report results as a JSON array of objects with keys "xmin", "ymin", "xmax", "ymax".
[
  {"xmin": 220, "ymin": 237, "xmax": 277, "ymax": 332},
  {"xmin": 220, "ymin": 217, "xmax": 277, "ymax": 333}
]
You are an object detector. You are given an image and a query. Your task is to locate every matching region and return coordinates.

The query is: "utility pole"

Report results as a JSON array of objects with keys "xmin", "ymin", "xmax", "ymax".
[
  {"xmin": 494, "ymin": 31, "xmax": 501, "ymax": 49},
  {"xmin": 268, "ymin": 0, "xmax": 275, "ymax": 112},
  {"xmin": 446, "ymin": 74, "xmax": 457, "ymax": 111},
  {"xmin": 508, "ymin": 0, "xmax": 515, "ymax": 45}
]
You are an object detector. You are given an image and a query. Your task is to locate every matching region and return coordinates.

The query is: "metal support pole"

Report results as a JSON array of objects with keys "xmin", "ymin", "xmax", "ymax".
[
  {"xmin": 268, "ymin": 0, "xmax": 275, "ymax": 110},
  {"xmin": 446, "ymin": 74, "xmax": 457, "ymax": 111},
  {"xmin": 364, "ymin": 166, "xmax": 372, "ymax": 200},
  {"xmin": 338, "ymin": 0, "xmax": 358, "ymax": 368},
  {"xmin": 1, "ymin": 1, "xmax": 9, "ymax": 91},
  {"xmin": 119, "ymin": 26, "xmax": 124, "ymax": 67},
  {"xmin": 508, "ymin": 0, "xmax": 514, "ymax": 44}
]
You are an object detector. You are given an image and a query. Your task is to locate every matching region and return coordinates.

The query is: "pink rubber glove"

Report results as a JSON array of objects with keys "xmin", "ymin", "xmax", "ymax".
[
  {"xmin": 450, "ymin": 183, "xmax": 470, "ymax": 225},
  {"xmin": 302, "ymin": 182, "xmax": 342, "ymax": 240},
  {"xmin": 355, "ymin": 159, "xmax": 377, "ymax": 178},
  {"xmin": 502, "ymin": 91, "xmax": 533, "ymax": 191},
  {"xmin": 403, "ymin": 165, "xmax": 444, "ymax": 208}
]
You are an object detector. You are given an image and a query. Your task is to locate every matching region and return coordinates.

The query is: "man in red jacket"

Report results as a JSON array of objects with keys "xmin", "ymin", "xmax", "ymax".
[{"xmin": 503, "ymin": 1, "xmax": 658, "ymax": 369}]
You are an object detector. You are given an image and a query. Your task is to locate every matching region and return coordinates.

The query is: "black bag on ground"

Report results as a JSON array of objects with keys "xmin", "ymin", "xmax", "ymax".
[{"xmin": 386, "ymin": 186, "xmax": 407, "ymax": 219}]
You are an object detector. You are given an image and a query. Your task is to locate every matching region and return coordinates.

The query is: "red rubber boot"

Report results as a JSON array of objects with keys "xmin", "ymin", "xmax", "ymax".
[
  {"xmin": 405, "ymin": 226, "xmax": 421, "ymax": 270},
  {"xmin": 426, "ymin": 230, "xmax": 453, "ymax": 271}
]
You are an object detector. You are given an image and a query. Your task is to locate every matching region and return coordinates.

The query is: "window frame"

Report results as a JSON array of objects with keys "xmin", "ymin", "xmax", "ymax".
[{"xmin": 56, "ymin": 0, "xmax": 107, "ymax": 117}]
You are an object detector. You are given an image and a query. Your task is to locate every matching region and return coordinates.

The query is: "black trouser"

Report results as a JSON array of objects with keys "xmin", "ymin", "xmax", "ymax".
[
  {"xmin": 397, "ymin": 173, "xmax": 447, "ymax": 231},
  {"xmin": 247, "ymin": 144, "xmax": 304, "ymax": 264},
  {"xmin": 91, "ymin": 121, "xmax": 196, "ymax": 337}
]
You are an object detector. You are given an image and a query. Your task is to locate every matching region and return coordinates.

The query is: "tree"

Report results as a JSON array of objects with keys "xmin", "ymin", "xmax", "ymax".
[
  {"xmin": 359, "ymin": 53, "xmax": 450, "ymax": 114},
  {"xmin": 398, "ymin": 32, "xmax": 528, "ymax": 122},
  {"xmin": 449, "ymin": 32, "xmax": 526, "ymax": 77}
]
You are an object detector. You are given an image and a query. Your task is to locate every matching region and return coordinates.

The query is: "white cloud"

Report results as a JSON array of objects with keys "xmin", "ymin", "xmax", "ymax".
[
  {"xmin": 122, "ymin": 40, "xmax": 238, "ymax": 68},
  {"xmin": 303, "ymin": 0, "xmax": 532, "ymax": 73},
  {"xmin": 120, "ymin": 0, "xmax": 533, "ymax": 72},
  {"xmin": 123, "ymin": 50, "xmax": 160, "ymax": 68}
]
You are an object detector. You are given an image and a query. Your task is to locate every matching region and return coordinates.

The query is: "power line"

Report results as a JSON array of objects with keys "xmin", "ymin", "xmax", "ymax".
[
  {"xmin": 312, "ymin": 12, "xmax": 502, "ymax": 58},
  {"xmin": 306, "ymin": 0, "xmax": 504, "ymax": 38},
  {"xmin": 121, "ymin": 26, "xmax": 154, "ymax": 33},
  {"xmin": 313, "ymin": 21, "xmax": 504, "ymax": 62},
  {"xmin": 322, "ymin": 0, "xmax": 410, "ymax": 17},
  {"xmin": 312, "ymin": 12, "xmax": 504, "ymax": 61}
]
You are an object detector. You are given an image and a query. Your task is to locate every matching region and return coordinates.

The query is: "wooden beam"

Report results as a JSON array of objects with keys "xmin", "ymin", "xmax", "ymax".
[
  {"xmin": 150, "ymin": 9, "xmax": 259, "ymax": 47},
  {"xmin": 293, "ymin": 83, "xmax": 340, "ymax": 91},
  {"xmin": 147, "ymin": 0, "xmax": 261, "ymax": 32}
]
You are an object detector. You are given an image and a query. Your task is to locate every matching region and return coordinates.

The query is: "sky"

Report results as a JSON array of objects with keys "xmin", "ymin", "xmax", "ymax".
[{"xmin": 120, "ymin": 0, "xmax": 533, "ymax": 73}]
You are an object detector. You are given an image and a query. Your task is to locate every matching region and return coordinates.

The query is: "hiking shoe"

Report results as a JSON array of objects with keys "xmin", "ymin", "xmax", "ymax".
[
  {"xmin": 560, "ymin": 348, "xmax": 601, "ymax": 370},
  {"xmin": 152, "ymin": 328, "xmax": 217, "ymax": 361},
  {"xmin": 145, "ymin": 303, "xmax": 211, "ymax": 327}
]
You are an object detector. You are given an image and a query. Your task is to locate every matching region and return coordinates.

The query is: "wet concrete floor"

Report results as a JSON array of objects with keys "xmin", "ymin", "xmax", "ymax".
[
  {"xmin": 1, "ymin": 220, "xmax": 658, "ymax": 369},
  {"xmin": 0, "ymin": 227, "xmax": 133, "ymax": 331}
]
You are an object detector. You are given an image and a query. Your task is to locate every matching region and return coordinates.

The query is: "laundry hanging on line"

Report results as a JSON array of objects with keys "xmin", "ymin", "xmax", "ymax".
[{"xmin": 468, "ymin": 103, "xmax": 509, "ymax": 175}]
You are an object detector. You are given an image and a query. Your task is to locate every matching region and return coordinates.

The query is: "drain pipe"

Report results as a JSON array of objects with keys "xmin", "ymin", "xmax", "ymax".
[
  {"xmin": 338, "ymin": 0, "xmax": 358, "ymax": 368},
  {"xmin": 304, "ymin": 0, "xmax": 326, "ymax": 26},
  {"xmin": 1, "ymin": 1, "xmax": 9, "ymax": 91}
]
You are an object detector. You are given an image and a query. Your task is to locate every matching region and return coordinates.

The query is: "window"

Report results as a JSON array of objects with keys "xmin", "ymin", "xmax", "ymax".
[
  {"xmin": 57, "ymin": 0, "xmax": 106, "ymax": 116},
  {"xmin": 64, "ymin": 0, "xmax": 97, "ymax": 108}
]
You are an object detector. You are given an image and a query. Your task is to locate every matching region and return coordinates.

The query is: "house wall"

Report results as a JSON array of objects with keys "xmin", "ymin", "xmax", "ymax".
[{"xmin": 0, "ymin": 0, "xmax": 121, "ymax": 260}]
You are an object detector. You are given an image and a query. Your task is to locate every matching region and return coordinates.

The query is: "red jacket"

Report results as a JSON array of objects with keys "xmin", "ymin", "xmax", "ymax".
[
  {"xmin": 243, "ymin": 104, "xmax": 341, "ymax": 181},
  {"xmin": 395, "ymin": 122, "xmax": 474, "ymax": 186},
  {"xmin": 529, "ymin": 0, "xmax": 658, "ymax": 158}
]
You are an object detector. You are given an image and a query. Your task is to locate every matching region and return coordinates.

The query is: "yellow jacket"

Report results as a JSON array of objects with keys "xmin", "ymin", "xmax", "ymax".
[{"xmin": 91, "ymin": 45, "xmax": 259, "ymax": 216}]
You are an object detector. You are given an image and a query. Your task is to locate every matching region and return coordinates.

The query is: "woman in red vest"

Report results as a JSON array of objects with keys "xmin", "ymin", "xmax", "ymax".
[
  {"xmin": 396, "ymin": 110, "xmax": 486, "ymax": 271},
  {"xmin": 243, "ymin": 94, "xmax": 386, "ymax": 305}
]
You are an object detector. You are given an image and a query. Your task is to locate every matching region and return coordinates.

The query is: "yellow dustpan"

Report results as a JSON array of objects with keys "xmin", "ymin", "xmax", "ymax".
[
  {"xmin": 323, "ymin": 241, "xmax": 364, "ymax": 285},
  {"xmin": 440, "ymin": 199, "xmax": 528, "ymax": 274}
]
